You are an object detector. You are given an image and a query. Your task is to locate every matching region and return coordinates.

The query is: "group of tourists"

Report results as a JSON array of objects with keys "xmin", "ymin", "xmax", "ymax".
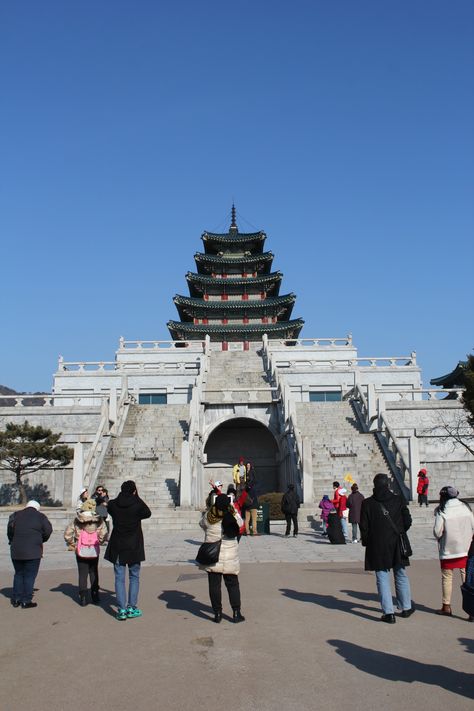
[
  {"xmin": 319, "ymin": 481, "xmax": 364, "ymax": 544},
  {"xmin": 5, "ymin": 466, "xmax": 474, "ymax": 625}
]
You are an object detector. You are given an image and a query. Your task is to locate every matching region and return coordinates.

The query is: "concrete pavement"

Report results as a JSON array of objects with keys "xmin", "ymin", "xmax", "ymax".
[{"xmin": 1, "ymin": 521, "xmax": 473, "ymax": 711}]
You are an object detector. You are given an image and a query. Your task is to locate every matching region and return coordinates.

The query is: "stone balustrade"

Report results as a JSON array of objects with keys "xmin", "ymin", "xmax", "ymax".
[
  {"xmin": 378, "ymin": 388, "xmax": 462, "ymax": 401},
  {"xmin": 274, "ymin": 355, "xmax": 417, "ymax": 369},
  {"xmin": 57, "ymin": 359, "xmax": 200, "ymax": 373},
  {"xmin": 0, "ymin": 393, "xmax": 108, "ymax": 408},
  {"xmin": 118, "ymin": 338, "xmax": 205, "ymax": 351},
  {"xmin": 268, "ymin": 335, "xmax": 353, "ymax": 347}
]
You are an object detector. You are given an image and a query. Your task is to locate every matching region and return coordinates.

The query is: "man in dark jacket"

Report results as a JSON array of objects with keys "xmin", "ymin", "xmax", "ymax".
[
  {"xmin": 360, "ymin": 473, "xmax": 414, "ymax": 624},
  {"xmin": 7, "ymin": 500, "xmax": 53, "ymax": 608},
  {"xmin": 104, "ymin": 480, "xmax": 151, "ymax": 621},
  {"xmin": 281, "ymin": 484, "xmax": 301, "ymax": 537}
]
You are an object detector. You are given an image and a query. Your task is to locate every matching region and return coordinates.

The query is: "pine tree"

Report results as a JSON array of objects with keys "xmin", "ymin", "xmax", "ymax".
[{"xmin": 0, "ymin": 421, "xmax": 73, "ymax": 504}]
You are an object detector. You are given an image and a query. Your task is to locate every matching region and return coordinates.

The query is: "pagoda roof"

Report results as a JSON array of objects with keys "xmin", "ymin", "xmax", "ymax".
[
  {"xmin": 195, "ymin": 251, "xmax": 274, "ymax": 274},
  {"xmin": 167, "ymin": 318, "xmax": 304, "ymax": 342},
  {"xmin": 430, "ymin": 361, "xmax": 467, "ymax": 388},
  {"xmin": 186, "ymin": 272, "xmax": 282, "ymax": 297},
  {"xmin": 173, "ymin": 294, "xmax": 296, "ymax": 321},
  {"xmin": 202, "ymin": 231, "xmax": 266, "ymax": 255}
]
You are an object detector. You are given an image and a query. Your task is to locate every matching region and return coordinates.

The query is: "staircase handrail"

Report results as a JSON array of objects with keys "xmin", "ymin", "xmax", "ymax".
[
  {"xmin": 85, "ymin": 388, "xmax": 136, "ymax": 493},
  {"xmin": 262, "ymin": 334, "xmax": 304, "ymax": 486},
  {"xmin": 185, "ymin": 339, "xmax": 209, "ymax": 505},
  {"xmin": 83, "ymin": 399, "xmax": 110, "ymax": 490},
  {"xmin": 352, "ymin": 384, "xmax": 411, "ymax": 498}
]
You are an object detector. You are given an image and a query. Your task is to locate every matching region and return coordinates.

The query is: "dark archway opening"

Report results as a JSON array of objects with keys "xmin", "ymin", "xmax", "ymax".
[{"xmin": 204, "ymin": 418, "xmax": 279, "ymax": 494}]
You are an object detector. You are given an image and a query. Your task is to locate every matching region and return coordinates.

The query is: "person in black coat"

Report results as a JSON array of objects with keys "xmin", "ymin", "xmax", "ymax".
[
  {"xmin": 104, "ymin": 480, "xmax": 151, "ymax": 621},
  {"xmin": 7, "ymin": 500, "xmax": 53, "ymax": 608},
  {"xmin": 281, "ymin": 484, "xmax": 301, "ymax": 537},
  {"xmin": 360, "ymin": 473, "xmax": 414, "ymax": 624}
]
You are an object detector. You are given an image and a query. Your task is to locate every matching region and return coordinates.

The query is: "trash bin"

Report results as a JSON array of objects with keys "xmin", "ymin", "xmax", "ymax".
[{"xmin": 256, "ymin": 503, "xmax": 270, "ymax": 534}]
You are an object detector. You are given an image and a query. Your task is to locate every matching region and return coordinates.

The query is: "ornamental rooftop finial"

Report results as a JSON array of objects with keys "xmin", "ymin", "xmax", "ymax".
[{"xmin": 230, "ymin": 203, "xmax": 238, "ymax": 233}]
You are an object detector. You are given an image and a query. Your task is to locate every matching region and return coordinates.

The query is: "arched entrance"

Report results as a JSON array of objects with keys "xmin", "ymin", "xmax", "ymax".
[{"xmin": 203, "ymin": 417, "xmax": 280, "ymax": 494}]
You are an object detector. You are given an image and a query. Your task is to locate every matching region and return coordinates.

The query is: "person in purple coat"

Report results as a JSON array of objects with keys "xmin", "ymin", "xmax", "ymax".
[
  {"xmin": 318, "ymin": 495, "xmax": 334, "ymax": 536},
  {"xmin": 347, "ymin": 483, "xmax": 365, "ymax": 543}
]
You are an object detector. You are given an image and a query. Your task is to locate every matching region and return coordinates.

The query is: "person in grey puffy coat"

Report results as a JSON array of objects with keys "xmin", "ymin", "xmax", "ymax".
[{"xmin": 199, "ymin": 493, "xmax": 244, "ymax": 624}]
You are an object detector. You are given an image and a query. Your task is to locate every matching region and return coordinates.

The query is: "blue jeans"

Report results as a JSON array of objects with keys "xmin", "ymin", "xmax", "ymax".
[
  {"xmin": 375, "ymin": 566, "xmax": 412, "ymax": 614},
  {"xmin": 12, "ymin": 558, "xmax": 41, "ymax": 603},
  {"xmin": 351, "ymin": 522, "xmax": 359, "ymax": 541},
  {"xmin": 114, "ymin": 562, "xmax": 141, "ymax": 610},
  {"xmin": 341, "ymin": 517, "xmax": 349, "ymax": 539}
]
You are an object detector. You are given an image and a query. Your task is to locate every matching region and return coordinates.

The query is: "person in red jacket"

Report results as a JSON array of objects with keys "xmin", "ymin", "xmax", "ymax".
[
  {"xmin": 417, "ymin": 469, "xmax": 429, "ymax": 507},
  {"xmin": 332, "ymin": 481, "xmax": 349, "ymax": 540}
]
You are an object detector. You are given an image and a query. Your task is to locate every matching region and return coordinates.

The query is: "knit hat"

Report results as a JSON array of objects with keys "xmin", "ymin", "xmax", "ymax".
[
  {"xmin": 418, "ymin": 469, "xmax": 427, "ymax": 476},
  {"xmin": 26, "ymin": 500, "xmax": 40, "ymax": 511},
  {"xmin": 121, "ymin": 480, "xmax": 136, "ymax": 495},
  {"xmin": 440, "ymin": 486, "xmax": 458, "ymax": 499},
  {"xmin": 80, "ymin": 487, "xmax": 88, "ymax": 495},
  {"xmin": 214, "ymin": 480, "xmax": 223, "ymax": 488},
  {"xmin": 215, "ymin": 494, "xmax": 230, "ymax": 511}
]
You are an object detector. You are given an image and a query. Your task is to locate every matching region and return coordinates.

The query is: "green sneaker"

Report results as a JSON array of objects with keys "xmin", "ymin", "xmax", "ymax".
[
  {"xmin": 116, "ymin": 608, "xmax": 127, "ymax": 621},
  {"xmin": 126, "ymin": 606, "xmax": 142, "ymax": 619}
]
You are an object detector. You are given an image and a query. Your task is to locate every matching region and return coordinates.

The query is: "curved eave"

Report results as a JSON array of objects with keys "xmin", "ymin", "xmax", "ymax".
[
  {"xmin": 167, "ymin": 319, "xmax": 304, "ymax": 341},
  {"xmin": 186, "ymin": 272, "xmax": 283, "ymax": 297},
  {"xmin": 430, "ymin": 362, "xmax": 467, "ymax": 388},
  {"xmin": 195, "ymin": 251, "xmax": 274, "ymax": 275},
  {"xmin": 202, "ymin": 231, "xmax": 266, "ymax": 255},
  {"xmin": 173, "ymin": 294, "xmax": 296, "ymax": 321}
]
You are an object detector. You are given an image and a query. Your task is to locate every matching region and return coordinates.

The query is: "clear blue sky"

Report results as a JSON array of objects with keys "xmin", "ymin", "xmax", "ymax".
[{"xmin": 1, "ymin": 1, "xmax": 473, "ymax": 392}]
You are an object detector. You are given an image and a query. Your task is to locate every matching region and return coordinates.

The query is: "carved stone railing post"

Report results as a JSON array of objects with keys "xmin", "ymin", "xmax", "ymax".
[
  {"xmin": 407, "ymin": 436, "xmax": 420, "ymax": 500},
  {"xmin": 72, "ymin": 441, "xmax": 84, "ymax": 506},
  {"xmin": 302, "ymin": 436, "xmax": 313, "ymax": 504},
  {"xmin": 180, "ymin": 439, "xmax": 191, "ymax": 506}
]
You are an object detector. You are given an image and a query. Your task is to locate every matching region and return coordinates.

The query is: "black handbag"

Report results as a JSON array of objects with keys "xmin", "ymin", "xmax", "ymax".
[
  {"xmin": 379, "ymin": 503, "xmax": 412, "ymax": 559},
  {"xmin": 196, "ymin": 540, "xmax": 222, "ymax": 565}
]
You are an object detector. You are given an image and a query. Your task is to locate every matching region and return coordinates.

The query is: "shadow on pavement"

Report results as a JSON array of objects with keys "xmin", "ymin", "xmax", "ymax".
[
  {"xmin": 279, "ymin": 588, "xmax": 379, "ymax": 621},
  {"xmin": 459, "ymin": 637, "xmax": 474, "ymax": 654},
  {"xmin": 328, "ymin": 639, "xmax": 474, "ymax": 700},
  {"xmin": 340, "ymin": 588, "xmax": 437, "ymax": 615},
  {"xmin": 184, "ymin": 539, "xmax": 201, "ymax": 546},
  {"xmin": 50, "ymin": 582, "xmax": 116, "ymax": 617},
  {"xmin": 158, "ymin": 589, "xmax": 213, "ymax": 620}
]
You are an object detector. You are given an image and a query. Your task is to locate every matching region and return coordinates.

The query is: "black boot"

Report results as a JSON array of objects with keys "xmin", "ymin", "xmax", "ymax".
[
  {"xmin": 79, "ymin": 592, "xmax": 87, "ymax": 607},
  {"xmin": 91, "ymin": 590, "xmax": 100, "ymax": 604},
  {"xmin": 232, "ymin": 608, "xmax": 245, "ymax": 623},
  {"xmin": 213, "ymin": 610, "xmax": 222, "ymax": 623}
]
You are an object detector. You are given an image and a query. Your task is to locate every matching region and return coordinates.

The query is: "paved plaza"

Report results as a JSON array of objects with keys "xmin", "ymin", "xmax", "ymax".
[{"xmin": 1, "ymin": 520, "xmax": 473, "ymax": 711}]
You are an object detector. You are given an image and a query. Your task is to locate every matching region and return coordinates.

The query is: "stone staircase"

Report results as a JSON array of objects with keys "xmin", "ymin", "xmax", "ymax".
[
  {"xmin": 296, "ymin": 400, "xmax": 392, "ymax": 502},
  {"xmin": 203, "ymin": 349, "xmax": 272, "ymax": 401},
  {"xmin": 97, "ymin": 404, "xmax": 199, "ymax": 530}
]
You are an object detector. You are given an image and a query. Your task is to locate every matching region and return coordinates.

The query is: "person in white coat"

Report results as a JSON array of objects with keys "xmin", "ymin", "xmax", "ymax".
[
  {"xmin": 199, "ymin": 493, "xmax": 245, "ymax": 624},
  {"xmin": 433, "ymin": 486, "xmax": 474, "ymax": 616}
]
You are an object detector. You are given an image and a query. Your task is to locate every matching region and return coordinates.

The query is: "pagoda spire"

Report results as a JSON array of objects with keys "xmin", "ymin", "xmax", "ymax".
[{"xmin": 229, "ymin": 203, "xmax": 238, "ymax": 233}]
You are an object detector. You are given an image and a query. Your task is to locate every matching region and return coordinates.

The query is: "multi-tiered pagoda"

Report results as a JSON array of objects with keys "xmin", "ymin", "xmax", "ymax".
[{"xmin": 167, "ymin": 207, "xmax": 304, "ymax": 347}]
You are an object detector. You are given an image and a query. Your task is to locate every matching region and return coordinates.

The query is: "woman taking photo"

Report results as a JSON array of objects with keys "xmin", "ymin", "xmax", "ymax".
[
  {"xmin": 433, "ymin": 486, "xmax": 474, "ymax": 616},
  {"xmin": 199, "ymin": 493, "xmax": 245, "ymax": 624}
]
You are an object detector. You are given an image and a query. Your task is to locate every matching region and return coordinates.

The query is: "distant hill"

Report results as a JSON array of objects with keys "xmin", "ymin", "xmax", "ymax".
[
  {"xmin": 0, "ymin": 385, "xmax": 46, "ymax": 406},
  {"xmin": 0, "ymin": 385, "xmax": 18, "ymax": 396}
]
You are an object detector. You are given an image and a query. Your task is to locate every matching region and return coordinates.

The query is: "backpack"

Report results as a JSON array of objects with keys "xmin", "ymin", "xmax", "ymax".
[{"xmin": 76, "ymin": 528, "xmax": 100, "ymax": 558}]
